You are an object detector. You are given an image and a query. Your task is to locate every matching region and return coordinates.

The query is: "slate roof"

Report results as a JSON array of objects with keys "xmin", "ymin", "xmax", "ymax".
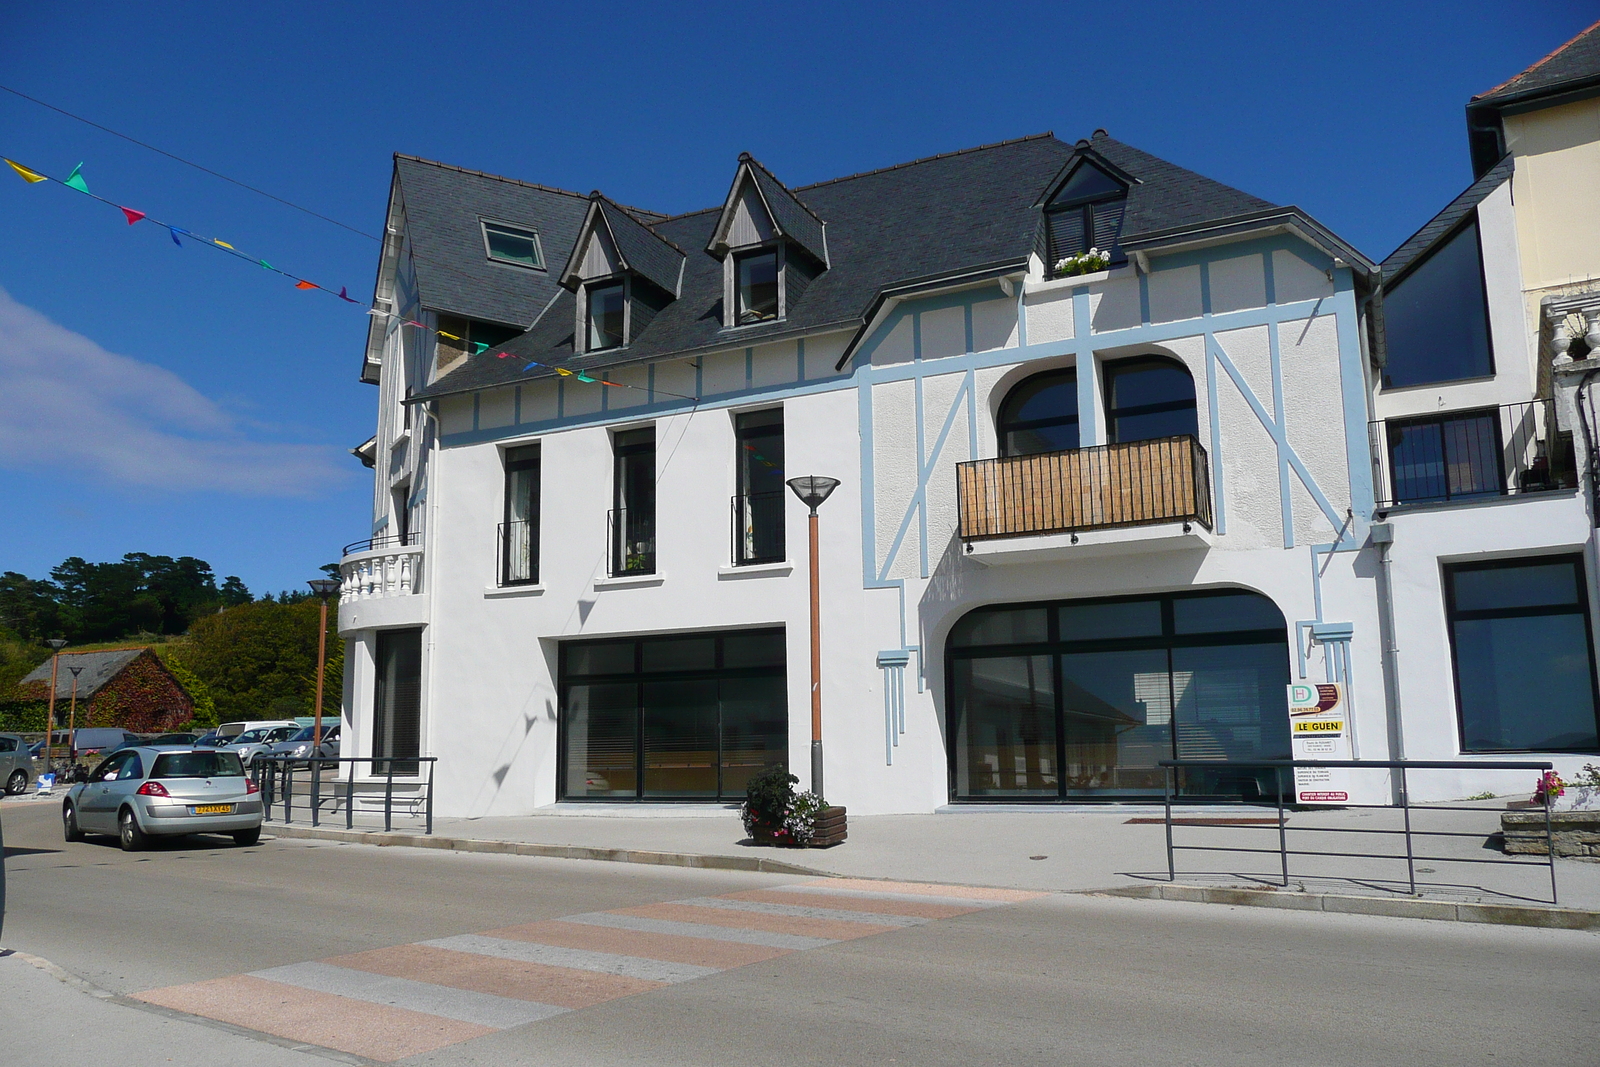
[
  {"xmin": 393, "ymin": 156, "xmax": 595, "ymax": 328},
  {"xmin": 19, "ymin": 649, "xmax": 146, "ymax": 700},
  {"xmin": 732, "ymin": 154, "xmax": 828, "ymax": 265},
  {"xmin": 404, "ymin": 131, "xmax": 1308, "ymax": 400},
  {"xmin": 1472, "ymin": 19, "xmax": 1600, "ymax": 108},
  {"xmin": 562, "ymin": 194, "xmax": 686, "ymax": 296},
  {"xmin": 1380, "ymin": 155, "xmax": 1514, "ymax": 283}
]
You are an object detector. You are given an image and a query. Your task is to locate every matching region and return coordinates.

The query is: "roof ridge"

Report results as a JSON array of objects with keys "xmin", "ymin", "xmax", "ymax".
[
  {"xmin": 738, "ymin": 153, "xmax": 827, "ymax": 227},
  {"xmin": 1473, "ymin": 17, "xmax": 1600, "ymax": 100},
  {"xmin": 394, "ymin": 154, "xmax": 669, "ymax": 220},
  {"xmin": 593, "ymin": 193, "xmax": 689, "ymax": 258},
  {"xmin": 792, "ymin": 132, "xmax": 1057, "ymax": 191}
]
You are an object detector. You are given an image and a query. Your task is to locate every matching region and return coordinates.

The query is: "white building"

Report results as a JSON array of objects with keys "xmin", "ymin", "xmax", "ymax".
[{"xmin": 339, "ymin": 25, "xmax": 1600, "ymax": 816}]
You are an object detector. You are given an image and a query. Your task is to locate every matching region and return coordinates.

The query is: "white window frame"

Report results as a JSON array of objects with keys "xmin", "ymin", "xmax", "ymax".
[{"xmin": 480, "ymin": 218, "xmax": 546, "ymax": 271}]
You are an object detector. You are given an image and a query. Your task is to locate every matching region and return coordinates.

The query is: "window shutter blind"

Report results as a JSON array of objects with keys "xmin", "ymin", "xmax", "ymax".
[
  {"xmin": 1091, "ymin": 201, "xmax": 1125, "ymax": 254},
  {"xmin": 1047, "ymin": 209, "xmax": 1087, "ymax": 265}
]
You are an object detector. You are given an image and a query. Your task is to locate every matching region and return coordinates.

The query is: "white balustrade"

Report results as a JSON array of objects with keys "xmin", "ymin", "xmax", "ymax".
[{"xmin": 340, "ymin": 543, "xmax": 424, "ymax": 602}]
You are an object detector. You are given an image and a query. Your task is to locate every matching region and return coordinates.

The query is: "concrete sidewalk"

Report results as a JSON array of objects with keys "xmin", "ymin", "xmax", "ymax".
[{"xmin": 264, "ymin": 802, "xmax": 1600, "ymax": 915}]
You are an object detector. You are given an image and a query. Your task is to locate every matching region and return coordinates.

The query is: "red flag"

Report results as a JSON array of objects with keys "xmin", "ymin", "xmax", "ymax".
[
  {"xmin": 120, "ymin": 207, "xmax": 146, "ymax": 225},
  {"xmin": 295, "ymin": 280, "xmax": 318, "ymax": 290}
]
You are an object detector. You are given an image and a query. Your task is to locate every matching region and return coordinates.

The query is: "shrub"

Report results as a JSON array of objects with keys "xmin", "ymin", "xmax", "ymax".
[{"xmin": 741, "ymin": 765, "xmax": 826, "ymax": 845}]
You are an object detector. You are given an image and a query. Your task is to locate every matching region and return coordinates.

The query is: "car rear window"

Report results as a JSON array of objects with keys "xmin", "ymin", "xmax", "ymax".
[{"xmin": 150, "ymin": 751, "xmax": 245, "ymax": 779}]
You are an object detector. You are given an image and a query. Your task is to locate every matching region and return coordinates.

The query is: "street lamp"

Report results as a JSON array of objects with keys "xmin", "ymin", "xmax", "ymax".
[
  {"xmin": 307, "ymin": 579, "xmax": 342, "ymax": 754},
  {"xmin": 786, "ymin": 475, "xmax": 840, "ymax": 799},
  {"xmin": 66, "ymin": 665, "xmax": 84, "ymax": 765},
  {"xmin": 43, "ymin": 639, "xmax": 67, "ymax": 775}
]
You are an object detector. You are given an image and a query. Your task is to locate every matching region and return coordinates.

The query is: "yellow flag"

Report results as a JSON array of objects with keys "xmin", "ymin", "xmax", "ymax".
[
  {"xmin": 214, "ymin": 239, "xmax": 235, "ymax": 249},
  {"xmin": 437, "ymin": 330, "xmax": 462, "ymax": 342},
  {"xmin": 5, "ymin": 158, "xmax": 47, "ymax": 183}
]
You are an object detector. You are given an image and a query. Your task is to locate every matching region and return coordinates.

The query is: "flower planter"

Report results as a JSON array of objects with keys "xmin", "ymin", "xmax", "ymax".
[
  {"xmin": 1499, "ymin": 810, "xmax": 1600, "ymax": 858},
  {"xmin": 749, "ymin": 806, "xmax": 847, "ymax": 848}
]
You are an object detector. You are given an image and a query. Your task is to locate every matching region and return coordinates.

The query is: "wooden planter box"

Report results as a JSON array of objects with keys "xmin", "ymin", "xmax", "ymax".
[{"xmin": 750, "ymin": 806, "xmax": 847, "ymax": 848}]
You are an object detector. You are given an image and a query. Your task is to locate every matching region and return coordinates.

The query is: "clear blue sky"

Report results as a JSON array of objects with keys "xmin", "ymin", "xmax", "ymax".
[{"xmin": 0, "ymin": 1, "xmax": 1591, "ymax": 596}]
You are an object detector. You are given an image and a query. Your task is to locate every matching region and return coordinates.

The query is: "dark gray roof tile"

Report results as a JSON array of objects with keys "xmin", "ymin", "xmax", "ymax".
[
  {"xmin": 1472, "ymin": 19, "xmax": 1600, "ymax": 107},
  {"xmin": 1380, "ymin": 155, "xmax": 1514, "ymax": 282}
]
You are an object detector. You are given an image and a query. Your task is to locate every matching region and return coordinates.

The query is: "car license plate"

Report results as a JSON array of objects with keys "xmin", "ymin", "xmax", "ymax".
[{"xmin": 193, "ymin": 804, "xmax": 233, "ymax": 814}]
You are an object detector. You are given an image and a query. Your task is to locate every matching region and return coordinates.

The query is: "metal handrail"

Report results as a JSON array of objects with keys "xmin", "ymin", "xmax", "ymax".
[
  {"xmin": 1368, "ymin": 399, "xmax": 1577, "ymax": 509},
  {"xmin": 497, "ymin": 519, "xmax": 539, "ymax": 586},
  {"xmin": 252, "ymin": 755, "xmax": 436, "ymax": 835},
  {"xmin": 606, "ymin": 507, "xmax": 655, "ymax": 577},
  {"xmin": 342, "ymin": 532, "xmax": 422, "ymax": 556},
  {"xmin": 730, "ymin": 491, "xmax": 786, "ymax": 565},
  {"xmin": 1158, "ymin": 758, "xmax": 1558, "ymax": 904}
]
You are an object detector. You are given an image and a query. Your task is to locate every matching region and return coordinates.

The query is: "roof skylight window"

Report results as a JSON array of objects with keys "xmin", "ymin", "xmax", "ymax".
[{"xmin": 482, "ymin": 221, "xmax": 545, "ymax": 270}]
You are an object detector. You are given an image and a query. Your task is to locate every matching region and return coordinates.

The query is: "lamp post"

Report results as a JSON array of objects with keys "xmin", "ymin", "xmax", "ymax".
[
  {"xmin": 786, "ymin": 476, "xmax": 840, "ymax": 800},
  {"xmin": 307, "ymin": 579, "xmax": 342, "ymax": 754},
  {"xmin": 43, "ymin": 639, "xmax": 67, "ymax": 775},
  {"xmin": 66, "ymin": 665, "xmax": 84, "ymax": 764}
]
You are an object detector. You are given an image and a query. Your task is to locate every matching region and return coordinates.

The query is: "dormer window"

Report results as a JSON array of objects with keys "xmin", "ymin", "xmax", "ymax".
[
  {"xmin": 482, "ymin": 221, "xmax": 545, "ymax": 270},
  {"xmin": 736, "ymin": 250, "xmax": 780, "ymax": 324},
  {"xmin": 1044, "ymin": 160, "xmax": 1127, "ymax": 274},
  {"xmin": 587, "ymin": 280, "xmax": 626, "ymax": 351}
]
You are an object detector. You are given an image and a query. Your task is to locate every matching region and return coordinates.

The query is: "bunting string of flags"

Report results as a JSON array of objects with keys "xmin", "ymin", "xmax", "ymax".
[{"xmin": 5, "ymin": 153, "xmax": 701, "ymax": 403}]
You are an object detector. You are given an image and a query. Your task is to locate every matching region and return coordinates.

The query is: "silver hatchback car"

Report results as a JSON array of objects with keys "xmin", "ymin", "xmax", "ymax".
[{"xmin": 62, "ymin": 747, "xmax": 264, "ymax": 850}]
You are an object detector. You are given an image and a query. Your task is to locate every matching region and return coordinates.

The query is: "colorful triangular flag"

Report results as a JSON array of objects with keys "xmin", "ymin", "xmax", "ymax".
[
  {"xmin": 258, "ymin": 259, "xmax": 273, "ymax": 270},
  {"xmin": 213, "ymin": 239, "xmax": 235, "ymax": 250},
  {"xmin": 575, "ymin": 372, "xmax": 596, "ymax": 383},
  {"xmin": 5, "ymin": 158, "xmax": 47, "ymax": 183},
  {"xmin": 169, "ymin": 226, "xmax": 183, "ymax": 246},
  {"xmin": 471, "ymin": 342, "xmax": 489, "ymax": 355},
  {"xmin": 437, "ymin": 330, "xmax": 462, "ymax": 341},
  {"xmin": 63, "ymin": 163, "xmax": 89, "ymax": 194},
  {"xmin": 337, "ymin": 287, "xmax": 359, "ymax": 303},
  {"xmin": 120, "ymin": 207, "xmax": 146, "ymax": 225},
  {"xmin": 295, "ymin": 280, "xmax": 318, "ymax": 290}
]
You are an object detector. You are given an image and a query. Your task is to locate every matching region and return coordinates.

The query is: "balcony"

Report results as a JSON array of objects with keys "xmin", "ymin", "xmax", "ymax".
[
  {"xmin": 956, "ymin": 436, "xmax": 1214, "ymax": 563},
  {"xmin": 1370, "ymin": 400, "xmax": 1576, "ymax": 511},
  {"xmin": 337, "ymin": 534, "xmax": 427, "ymax": 633}
]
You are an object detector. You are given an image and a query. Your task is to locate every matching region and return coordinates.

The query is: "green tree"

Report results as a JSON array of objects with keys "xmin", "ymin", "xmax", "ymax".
[
  {"xmin": 182, "ymin": 598, "xmax": 340, "ymax": 722},
  {"xmin": 161, "ymin": 654, "xmax": 219, "ymax": 729},
  {"xmin": 219, "ymin": 576, "xmax": 252, "ymax": 607},
  {"xmin": 0, "ymin": 572, "xmax": 63, "ymax": 640}
]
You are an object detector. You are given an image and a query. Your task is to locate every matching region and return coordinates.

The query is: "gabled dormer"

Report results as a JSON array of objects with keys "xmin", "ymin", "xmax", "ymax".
[
  {"xmin": 1036, "ymin": 146, "xmax": 1137, "ymax": 276},
  {"xmin": 560, "ymin": 192, "xmax": 686, "ymax": 353},
  {"xmin": 705, "ymin": 154, "xmax": 828, "ymax": 329}
]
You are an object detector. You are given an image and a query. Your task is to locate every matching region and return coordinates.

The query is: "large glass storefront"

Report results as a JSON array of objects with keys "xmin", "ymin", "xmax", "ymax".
[
  {"xmin": 560, "ymin": 628, "xmax": 787, "ymax": 801},
  {"xmin": 947, "ymin": 590, "xmax": 1291, "ymax": 800}
]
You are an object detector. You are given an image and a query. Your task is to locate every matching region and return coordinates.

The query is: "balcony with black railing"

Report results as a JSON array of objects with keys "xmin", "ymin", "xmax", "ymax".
[
  {"xmin": 1370, "ymin": 399, "xmax": 1577, "ymax": 510},
  {"xmin": 607, "ymin": 507, "xmax": 656, "ymax": 577},
  {"xmin": 957, "ymin": 435, "xmax": 1214, "ymax": 554},
  {"xmin": 730, "ymin": 491, "xmax": 786, "ymax": 566},
  {"xmin": 497, "ymin": 519, "xmax": 539, "ymax": 586}
]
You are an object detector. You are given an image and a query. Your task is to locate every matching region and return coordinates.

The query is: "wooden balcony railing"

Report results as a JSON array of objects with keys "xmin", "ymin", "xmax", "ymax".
[{"xmin": 957, "ymin": 435, "xmax": 1213, "ymax": 542}]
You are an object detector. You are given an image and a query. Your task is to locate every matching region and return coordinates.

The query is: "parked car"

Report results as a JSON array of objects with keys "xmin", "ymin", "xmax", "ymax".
[
  {"xmin": 261, "ymin": 724, "xmax": 340, "ymax": 767},
  {"xmin": 193, "ymin": 732, "xmax": 222, "ymax": 747},
  {"xmin": 108, "ymin": 734, "xmax": 154, "ymax": 754},
  {"xmin": 216, "ymin": 720, "xmax": 299, "ymax": 741},
  {"xmin": 220, "ymin": 726, "xmax": 299, "ymax": 767},
  {"xmin": 148, "ymin": 732, "xmax": 202, "ymax": 747},
  {"xmin": 0, "ymin": 733, "xmax": 36, "ymax": 795},
  {"xmin": 72, "ymin": 728, "xmax": 141, "ymax": 758},
  {"xmin": 62, "ymin": 747, "xmax": 263, "ymax": 850}
]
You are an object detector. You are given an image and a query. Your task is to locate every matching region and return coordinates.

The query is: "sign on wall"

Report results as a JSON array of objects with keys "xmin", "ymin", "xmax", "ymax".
[{"xmin": 1287, "ymin": 682, "xmax": 1351, "ymax": 804}]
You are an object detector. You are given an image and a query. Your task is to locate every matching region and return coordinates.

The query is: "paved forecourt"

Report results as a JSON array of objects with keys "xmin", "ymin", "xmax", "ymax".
[{"xmin": 134, "ymin": 877, "xmax": 1042, "ymax": 1062}]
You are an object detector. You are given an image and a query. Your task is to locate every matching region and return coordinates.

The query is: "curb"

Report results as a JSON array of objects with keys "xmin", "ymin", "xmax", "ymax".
[
  {"xmin": 264, "ymin": 824, "xmax": 828, "ymax": 876},
  {"xmin": 1095, "ymin": 883, "xmax": 1600, "ymax": 930}
]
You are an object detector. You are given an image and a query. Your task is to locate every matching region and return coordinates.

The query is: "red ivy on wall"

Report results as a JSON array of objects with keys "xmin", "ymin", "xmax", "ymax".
[{"xmin": 15, "ymin": 650, "xmax": 193, "ymax": 732}]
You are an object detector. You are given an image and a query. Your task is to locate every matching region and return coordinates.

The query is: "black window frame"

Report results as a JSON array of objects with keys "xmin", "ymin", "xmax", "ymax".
[
  {"xmin": 1443, "ymin": 554, "xmax": 1600, "ymax": 754},
  {"xmin": 733, "ymin": 409, "xmax": 785, "ymax": 565},
  {"xmin": 1380, "ymin": 214, "xmax": 1497, "ymax": 390},
  {"xmin": 480, "ymin": 219, "xmax": 546, "ymax": 271},
  {"xmin": 1383, "ymin": 407, "xmax": 1505, "ymax": 505},
  {"xmin": 501, "ymin": 444, "xmax": 541, "ymax": 586},
  {"xmin": 997, "ymin": 368, "xmax": 1079, "ymax": 457},
  {"xmin": 373, "ymin": 627, "xmax": 423, "ymax": 776},
  {"xmin": 611, "ymin": 427, "xmax": 656, "ymax": 576},
  {"xmin": 1044, "ymin": 161, "xmax": 1128, "ymax": 273},
  {"xmin": 734, "ymin": 248, "xmax": 781, "ymax": 325},
  {"xmin": 945, "ymin": 589, "xmax": 1292, "ymax": 802},
  {"xmin": 586, "ymin": 278, "xmax": 627, "ymax": 352},
  {"xmin": 557, "ymin": 628, "xmax": 788, "ymax": 802},
  {"xmin": 1102, "ymin": 355, "xmax": 1199, "ymax": 445}
]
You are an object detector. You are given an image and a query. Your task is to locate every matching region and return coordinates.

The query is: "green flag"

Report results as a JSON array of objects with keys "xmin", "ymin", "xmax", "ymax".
[{"xmin": 63, "ymin": 162, "xmax": 89, "ymax": 194}]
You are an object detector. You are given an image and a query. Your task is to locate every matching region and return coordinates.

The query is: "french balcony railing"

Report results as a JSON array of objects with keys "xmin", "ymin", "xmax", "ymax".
[
  {"xmin": 607, "ymin": 507, "xmax": 656, "ymax": 577},
  {"xmin": 497, "ymin": 519, "xmax": 539, "ymax": 586},
  {"xmin": 730, "ymin": 491, "xmax": 786, "ymax": 565},
  {"xmin": 956, "ymin": 435, "xmax": 1213, "ymax": 542},
  {"xmin": 340, "ymin": 535, "xmax": 424, "ymax": 602},
  {"xmin": 1369, "ymin": 399, "xmax": 1577, "ymax": 510}
]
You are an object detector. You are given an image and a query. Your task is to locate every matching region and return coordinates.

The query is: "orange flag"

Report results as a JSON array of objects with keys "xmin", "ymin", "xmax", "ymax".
[{"xmin": 295, "ymin": 280, "xmax": 318, "ymax": 290}]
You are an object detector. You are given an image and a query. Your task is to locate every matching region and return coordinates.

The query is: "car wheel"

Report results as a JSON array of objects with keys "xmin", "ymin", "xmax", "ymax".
[
  {"xmin": 63, "ymin": 802, "xmax": 84, "ymax": 842},
  {"xmin": 118, "ymin": 808, "xmax": 148, "ymax": 852},
  {"xmin": 232, "ymin": 826, "xmax": 261, "ymax": 847},
  {"xmin": 6, "ymin": 769, "xmax": 26, "ymax": 796}
]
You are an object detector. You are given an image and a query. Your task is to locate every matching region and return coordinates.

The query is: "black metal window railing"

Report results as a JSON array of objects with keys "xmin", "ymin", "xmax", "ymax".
[
  {"xmin": 498, "ymin": 519, "xmax": 538, "ymax": 586},
  {"xmin": 607, "ymin": 507, "xmax": 656, "ymax": 577},
  {"xmin": 341, "ymin": 531, "xmax": 421, "ymax": 556},
  {"xmin": 731, "ymin": 491, "xmax": 785, "ymax": 565},
  {"xmin": 1370, "ymin": 399, "xmax": 1577, "ymax": 509},
  {"xmin": 956, "ymin": 435, "xmax": 1212, "ymax": 541}
]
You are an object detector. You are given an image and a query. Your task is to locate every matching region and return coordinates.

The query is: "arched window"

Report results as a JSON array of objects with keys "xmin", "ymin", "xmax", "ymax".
[
  {"xmin": 1103, "ymin": 357, "xmax": 1197, "ymax": 444},
  {"xmin": 997, "ymin": 369, "xmax": 1078, "ymax": 456}
]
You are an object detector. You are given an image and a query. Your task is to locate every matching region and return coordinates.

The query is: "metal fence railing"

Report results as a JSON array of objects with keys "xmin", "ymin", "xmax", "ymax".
[
  {"xmin": 342, "ymin": 531, "xmax": 422, "ymax": 556},
  {"xmin": 730, "ymin": 491, "xmax": 786, "ymax": 565},
  {"xmin": 1369, "ymin": 399, "xmax": 1577, "ymax": 509},
  {"xmin": 497, "ymin": 519, "xmax": 539, "ymax": 586},
  {"xmin": 1159, "ymin": 758, "xmax": 1559, "ymax": 904},
  {"xmin": 252, "ymin": 756, "xmax": 436, "ymax": 834},
  {"xmin": 957, "ymin": 435, "xmax": 1212, "ymax": 542},
  {"xmin": 606, "ymin": 507, "xmax": 656, "ymax": 577}
]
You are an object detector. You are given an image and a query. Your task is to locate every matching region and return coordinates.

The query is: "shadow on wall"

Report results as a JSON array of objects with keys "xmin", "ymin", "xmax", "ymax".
[{"xmin": 466, "ymin": 639, "xmax": 560, "ymax": 815}]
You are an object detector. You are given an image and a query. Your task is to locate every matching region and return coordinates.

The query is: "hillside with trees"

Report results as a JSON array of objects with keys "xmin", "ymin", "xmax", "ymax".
[{"xmin": 0, "ymin": 554, "xmax": 341, "ymax": 731}]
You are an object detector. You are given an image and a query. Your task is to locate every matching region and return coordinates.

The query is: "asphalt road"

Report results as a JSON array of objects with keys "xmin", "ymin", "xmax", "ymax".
[{"xmin": 2, "ymin": 797, "xmax": 1596, "ymax": 1066}]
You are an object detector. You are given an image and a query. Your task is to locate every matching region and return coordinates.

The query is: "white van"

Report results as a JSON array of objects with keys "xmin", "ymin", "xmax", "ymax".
[{"xmin": 215, "ymin": 720, "xmax": 299, "ymax": 741}]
